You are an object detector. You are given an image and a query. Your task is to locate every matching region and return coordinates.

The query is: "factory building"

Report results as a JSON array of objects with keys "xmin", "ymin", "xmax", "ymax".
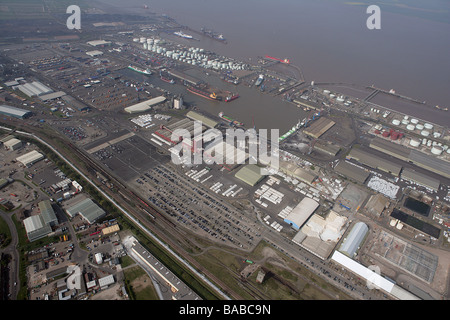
[
  {"xmin": 0, "ymin": 105, "xmax": 32, "ymax": 119},
  {"xmin": 338, "ymin": 221, "xmax": 368, "ymax": 258},
  {"xmin": 284, "ymin": 197, "xmax": 319, "ymax": 230},
  {"xmin": 16, "ymin": 150, "xmax": 45, "ymax": 167},
  {"xmin": 124, "ymin": 96, "xmax": 166, "ymax": 113},
  {"xmin": 66, "ymin": 198, "xmax": 106, "ymax": 224},
  {"xmin": 334, "ymin": 161, "xmax": 370, "ymax": 184},
  {"xmin": 401, "ymin": 168, "xmax": 440, "ymax": 191},
  {"xmin": 235, "ymin": 164, "xmax": 265, "ymax": 186}
]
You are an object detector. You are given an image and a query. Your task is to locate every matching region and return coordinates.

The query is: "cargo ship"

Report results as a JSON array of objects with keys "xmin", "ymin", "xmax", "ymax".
[
  {"xmin": 187, "ymin": 85, "xmax": 222, "ymax": 101},
  {"xmin": 255, "ymin": 74, "xmax": 264, "ymax": 86},
  {"xmin": 279, "ymin": 118, "xmax": 306, "ymax": 142},
  {"xmin": 128, "ymin": 64, "xmax": 152, "ymax": 75},
  {"xmin": 174, "ymin": 31, "xmax": 193, "ymax": 39},
  {"xmin": 200, "ymin": 27, "xmax": 227, "ymax": 43},
  {"xmin": 265, "ymin": 55, "xmax": 290, "ymax": 64},
  {"xmin": 159, "ymin": 71, "xmax": 175, "ymax": 84},
  {"xmin": 219, "ymin": 112, "xmax": 243, "ymax": 126},
  {"xmin": 225, "ymin": 93, "xmax": 239, "ymax": 102},
  {"xmin": 221, "ymin": 74, "xmax": 240, "ymax": 85}
]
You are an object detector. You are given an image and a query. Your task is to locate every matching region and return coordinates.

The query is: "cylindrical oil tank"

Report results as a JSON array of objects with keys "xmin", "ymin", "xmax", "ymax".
[
  {"xmin": 401, "ymin": 119, "xmax": 409, "ymax": 125},
  {"xmin": 409, "ymin": 139, "xmax": 421, "ymax": 147},
  {"xmin": 424, "ymin": 123, "xmax": 433, "ymax": 130},
  {"xmin": 416, "ymin": 124, "xmax": 424, "ymax": 130},
  {"xmin": 410, "ymin": 118, "xmax": 419, "ymax": 124},
  {"xmin": 392, "ymin": 119, "xmax": 401, "ymax": 126},
  {"xmin": 406, "ymin": 124, "xmax": 415, "ymax": 131},
  {"xmin": 420, "ymin": 130, "xmax": 430, "ymax": 137}
]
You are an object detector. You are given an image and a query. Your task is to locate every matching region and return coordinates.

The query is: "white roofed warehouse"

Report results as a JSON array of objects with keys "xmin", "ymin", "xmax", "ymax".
[
  {"xmin": 284, "ymin": 197, "xmax": 319, "ymax": 230},
  {"xmin": 23, "ymin": 215, "xmax": 52, "ymax": 242},
  {"xmin": 16, "ymin": 150, "xmax": 44, "ymax": 167},
  {"xmin": 339, "ymin": 221, "xmax": 369, "ymax": 258},
  {"xmin": 66, "ymin": 198, "xmax": 105, "ymax": 224},
  {"xmin": 0, "ymin": 105, "xmax": 32, "ymax": 119}
]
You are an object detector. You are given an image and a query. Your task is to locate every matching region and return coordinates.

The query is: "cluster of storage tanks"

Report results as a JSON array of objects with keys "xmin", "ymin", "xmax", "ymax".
[
  {"xmin": 389, "ymin": 115, "xmax": 449, "ymax": 155},
  {"xmin": 133, "ymin": 37, "xmax": 248, "ymax": 71}
]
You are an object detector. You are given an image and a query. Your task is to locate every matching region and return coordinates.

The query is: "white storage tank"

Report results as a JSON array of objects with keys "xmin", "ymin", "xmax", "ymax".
[
  {"xmin": 420, "ymin": 130, "xmax": 430, "ymax": 137},
  {"xmin": 416, "ymin": 124, "xmax": 424, "ymax": 130},
  {"xmin": 424, "ymin": 123, "xmax": 433, "ymax": 130},
  {"xmin": 409, "ymin": 139, "xmax": 421, "ymax": 147},
  {"xmin": 431, "ymin": 146, "xmax": 443, "ymax": 155},
  {"xmin": 403, "ymin": 115, "xmax": 409, "ymax": 120},
  {"xmin": 392, "ymin": 119, "xmax": 401, "ymax": 126},
  {"xmin": 406, "ymin": 124, "xmax": 415, "ymax": 131},
  {"xmin": 410, "ymin": 118, "xmax": 419, "ymax": 124},
  {"xmin": 401, "ymin": 119, "xmax": 410, "ymax": 125}
]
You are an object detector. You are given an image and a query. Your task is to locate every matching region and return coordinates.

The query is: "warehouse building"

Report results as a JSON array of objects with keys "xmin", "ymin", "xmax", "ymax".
[
  {"xmin": 331, "ymin": 250, "xmax": 420, "ymax": 300},
  {"xmin": 16, "ymin": 150, "xmax": 45, "ymax": 167},
  {"xmin": 292, "ymin": 210, "xmax": 347, "ymax": 260},
  {"xmin": 335, "ymin": 161, "xmax": 370, "ymax": 184},
  {"xmin": 124, "ymin": 96, "xmax": 166, "ymax": 113},
  {"xmin": 186, "ymin": 111, "xmax": 218, "ymax": 129},
  {"xmin": 369, "ymin": 138, "xmax": 450, "ymax": 180},
  {"xmin": 3, "ymin": 137, "xmax": 22, "ymax": 151},
  {"xmin": 347, "ymin": 148, "xmax": 402, "ymax": 176},
  {"xmin": 304, "ymin": 117, "xmax": 335, "ymax": 139},
  {"xmin": 66, "ymin": 198, "xmax": 106, "ymax": 224},
  {"xmin": 408, "ymin": 150, "xmax": 450, "ymax": 179},
  {"xmin": 338, "ymin": 221, "xmax": 368, "ymax": 258},
  {"xmin": 363, "ymin": 194, "xmax": 390, "ymax": 217},
  {"xmin": 0, "ymin": 105, "xmax": 32, "ymax": 119},
  {"xmin": 23, "ymin": 215, "xmax": 53, "ymax": 242},
  {"xmin": 284, "ymin": 197, "xmax": 319, "ymax": 230},
  {"xmin": 87, "ymin": 40, "xmax": 112, "ymax": 47},
  {"xmin": 314, "ymin": 140, "xmax": 340, "ymax": 157},
  {"xmin": 235, "ymin": 164, "xmax": 265, "ymax": 186},
  {"xmin": 17, "ymin": 81, "xmax": 53, "ymax": 97},
  {"xmin": 86, "ymin": 50, "xmax": 104, "ymax": 57},
  {"xmin": 38, "ymin": 200, "xmax": 58, "ymax": 227},
  {"xmin": 369, "ymin": 138, "xmax": 410, "ymax": 162},
  {"xmin": 279, "ymin": 159, "xmax": 316, "ymax": 185},
  {"xmin": 401, "ymin": 168, "xmax": 440, "ymax": 191}
]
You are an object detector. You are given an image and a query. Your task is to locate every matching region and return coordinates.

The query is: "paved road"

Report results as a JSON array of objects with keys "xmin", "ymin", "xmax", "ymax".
[{"xmin": 0, "ymin": 209, "xmax": 20, "ymax": 300}]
